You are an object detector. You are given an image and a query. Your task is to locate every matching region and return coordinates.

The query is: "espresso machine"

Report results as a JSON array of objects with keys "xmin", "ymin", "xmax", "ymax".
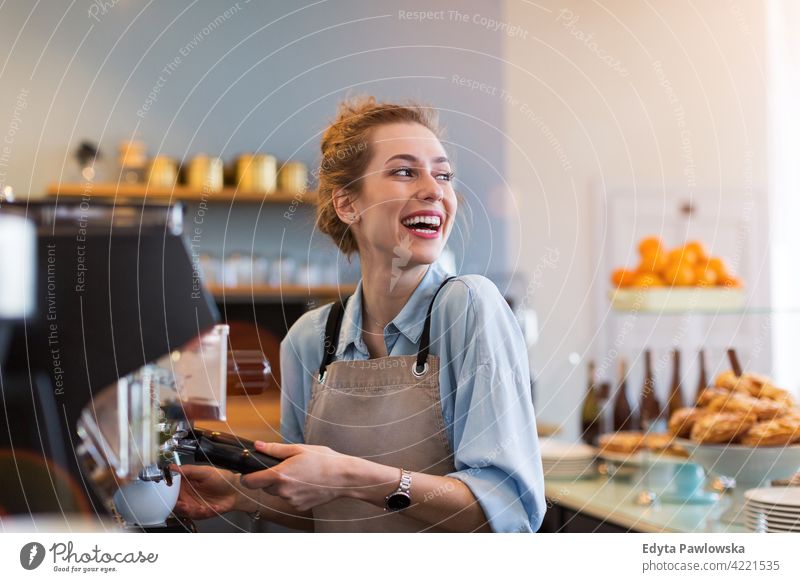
[{"xmin": 0, "ymin": 199, "xmax": 279, "ymax": 531}]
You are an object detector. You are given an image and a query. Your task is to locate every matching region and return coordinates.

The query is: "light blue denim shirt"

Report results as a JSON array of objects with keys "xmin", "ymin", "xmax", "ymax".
[{"xmin": 279, "ymin": 261, "xmax": 546, "ymax": 532}]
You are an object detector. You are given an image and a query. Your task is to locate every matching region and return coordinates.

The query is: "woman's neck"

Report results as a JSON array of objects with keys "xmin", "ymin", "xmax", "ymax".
[{"xmin": 358, "ymin": 251, "xmax": 429, "ymax": 332}]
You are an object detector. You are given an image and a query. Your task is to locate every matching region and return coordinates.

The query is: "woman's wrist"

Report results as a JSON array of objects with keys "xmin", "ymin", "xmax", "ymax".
[
  {"xmin": 340, "ymin": 455, "xmax": 399, "ymax": 503},
  {"xmin": 229, "ymin": 474, "xmax": 261, "ymax": 513}
]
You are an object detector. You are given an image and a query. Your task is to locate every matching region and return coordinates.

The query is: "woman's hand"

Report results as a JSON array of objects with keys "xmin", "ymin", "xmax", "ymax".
[
  {"xmin": 172, "ymin": 464, "xmax": 248, "ymax": 520},
  {"xmin": 239, "ymin": 442, "xmax": 355, "ymax": 512}
]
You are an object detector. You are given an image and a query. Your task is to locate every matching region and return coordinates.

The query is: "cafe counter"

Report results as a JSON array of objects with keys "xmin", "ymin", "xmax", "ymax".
[{"xmin": 540, "ymin": 475, "xmax": 748, "ymax": 533}]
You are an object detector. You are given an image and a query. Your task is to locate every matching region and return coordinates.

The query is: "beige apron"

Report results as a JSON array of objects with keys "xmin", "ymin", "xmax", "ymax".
[{"xmin": 304, "ymin": 276, "xmax": 457, "ymax": 532}]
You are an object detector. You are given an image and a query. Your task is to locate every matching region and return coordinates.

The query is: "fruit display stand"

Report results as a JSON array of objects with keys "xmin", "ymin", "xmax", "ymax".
[
  {"xmin": 596, "ymin": 230, "xmax": 774, "ymax": 415},
  {"xmin": 609, "ymin": 287, "xmax": 746, "ymax": 313}
]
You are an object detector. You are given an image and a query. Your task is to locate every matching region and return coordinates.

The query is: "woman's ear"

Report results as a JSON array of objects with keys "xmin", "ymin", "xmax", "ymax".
[{"xmin": 332, "ymin": 188, "xmax": 360, "ymax": 224}]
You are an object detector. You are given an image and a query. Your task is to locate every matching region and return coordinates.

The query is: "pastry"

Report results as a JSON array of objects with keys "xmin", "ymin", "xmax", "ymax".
[
  {"xmin": 733, "ymin": 378, "xmax": 762, "ymax": 398},
  {"xmin": 741, "ymin": 417, "xmax": 800, "ymax": 447},
  {"xmin": 696, "ymin": 387, "xmax": 730, "ymax": 407},
  {"xmin": 713, "ymin": 370, "xmax": 739, "ymax": 391},
  {"xmin": 646, "ymin": 433, "xmax": 689, "ymax": 457},
  {"xmin": 668, "ymin": 407, "xmax": 706, "ymax": 438},
  {"xmin": 642, "ymin": 432, "xmax": 673, "ymax": 451},
  {"xmin": 780, "ymin": 408, "xmax": 800, "ymax": 422},
  {"xmin": 673, "ymin": 367, "xmax": 797, "ymax": 445},
  {"xmin": 707, "ymin": 392, "xmax": 784, "ymax": 421},
  {"xmin": 734, "ymin": 373, "xmax": 795, "ymax": 404},
  {"xmin": 598, "ymin": 431, "xmax": 643, "ymax": 454},
  {"xmin": 740, "ymin": 372, "xmax": 771, "ymax": 388},
  {"xmin": 690, "ymin": 412, "xmax": 757, "ymax": 444},
  {"xmin": 758, "ymin": 383, "xmax": 795, "ymax": 406}
]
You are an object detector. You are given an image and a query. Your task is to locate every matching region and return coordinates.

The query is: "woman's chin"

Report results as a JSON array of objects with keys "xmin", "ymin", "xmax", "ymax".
[{"xmin": 408, "ymin": 249, "xmax": 442, "ymax": 267}]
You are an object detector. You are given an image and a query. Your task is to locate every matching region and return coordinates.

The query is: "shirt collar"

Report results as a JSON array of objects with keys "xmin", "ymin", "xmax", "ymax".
[{"xmin": 335, "ymin": 260, "xmax": 453, "ymax": 356}]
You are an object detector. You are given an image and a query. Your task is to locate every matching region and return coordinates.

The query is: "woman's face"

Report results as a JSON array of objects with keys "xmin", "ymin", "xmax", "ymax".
[{"xmin": 350, "ymin": 122, "xmax": 457, "ymax": 268}]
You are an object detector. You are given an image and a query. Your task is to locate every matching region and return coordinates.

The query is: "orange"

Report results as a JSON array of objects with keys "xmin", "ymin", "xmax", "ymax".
[
  {"xmin": 611, "ymin": 268, "xmax": 638, "ymax": 288},
  {"xmin": 695, "ymin": 265, "xmax": 719, "ymax": 287},
  {"xmin": 665, "ymin": 248, "xmax": 686, "ymax": 264},
  {"xmin": 705, "ymin": 257, "xmax": 728, "ymax": 279},
  {"xmin": 632, "ymin": 273, "xmax": 665, "ymax": 288},
  {"xmin": 684, "ymin": 241, "xmax": 707, "ymax": 263},
  {"xmin": 718, "ymin": 274, "xmax": 743, "ymax": 289},
  {"xmin": 637, "ymin": 249, "xmax": 668, "ymax": 275},
  {"xmin": 667, "ymin": 245, "xmax": 700, "ymax": 266},
  {"xmin": 663, "ymin": 260, "xmax": 696, "ymax": 286},
  {"xmin": 638, "ymin": 236, "xmax": 663, "ymax": 257}
]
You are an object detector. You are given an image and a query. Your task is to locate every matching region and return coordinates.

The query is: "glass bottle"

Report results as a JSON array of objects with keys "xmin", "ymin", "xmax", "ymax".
[
  {"xmin": 580, "ymin": 360, "xmax": 602, "ymax": 445},
  {"xmin": 666, "ymin": 349, "xmax": 684, "ymax": 418},
  {"xmin": 695, "ymin": 349, "xmax": 708, "ymax": 405},
  {"xmin": 639, "ymin": 349, "xmax": 664, "ymax": 431},
  {"xmin": 613, "ymin": 357, "xmax": 636, "ymax": 432}
]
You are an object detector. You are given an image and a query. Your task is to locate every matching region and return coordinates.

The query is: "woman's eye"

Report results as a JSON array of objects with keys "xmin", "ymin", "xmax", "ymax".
[{"xmin": 391, "ymin": 168, "xmax": 454, "ymax": 181}]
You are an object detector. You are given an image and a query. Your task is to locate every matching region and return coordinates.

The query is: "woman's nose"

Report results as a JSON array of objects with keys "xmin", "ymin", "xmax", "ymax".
[{"xmin": 419, "ymin": 173, "xmax": 444, "ymax": 202}]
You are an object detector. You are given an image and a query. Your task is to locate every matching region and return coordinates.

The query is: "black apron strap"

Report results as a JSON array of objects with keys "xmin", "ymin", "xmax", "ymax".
[
  {"xmin": 415, "ymin": 276, "xmax": 457, "ymax": 374},
  {"xmin": 318, "ymin": 296, "xmax": 350, "ymax": 381}
]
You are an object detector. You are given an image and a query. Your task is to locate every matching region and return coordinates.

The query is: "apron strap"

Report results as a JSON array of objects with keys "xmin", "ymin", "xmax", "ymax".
[
  {"xmin": 414, "ymin": 276, "xmax": 458, "ymax": 374},
  {"xmin": 318, "ymin": 296, "xmax": 350, "ymax": 381}
]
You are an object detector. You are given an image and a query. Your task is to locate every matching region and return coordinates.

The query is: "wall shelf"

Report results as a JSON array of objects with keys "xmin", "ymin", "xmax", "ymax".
[
  {"xmin": 46, "ymin": 182, "xmax": 317, "ymax": 205},
  {"xmin": 208, "ymin": 283, "xmax": 356, "ymax": 303}
]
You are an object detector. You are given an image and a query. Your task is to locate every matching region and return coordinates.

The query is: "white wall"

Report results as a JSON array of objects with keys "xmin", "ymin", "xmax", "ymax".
[
  {"xmin": 503, "ymin": 0, "xmax": 769, "ymax": 437},
  {"xmin": 767, "ymin": 0, "xmax": 800, "ymax": 400}
]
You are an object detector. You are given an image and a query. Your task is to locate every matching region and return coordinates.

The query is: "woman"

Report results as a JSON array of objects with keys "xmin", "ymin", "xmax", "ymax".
[{"xmin": 174, "ymin": 98, "xmax": 545, "ymax": 532}]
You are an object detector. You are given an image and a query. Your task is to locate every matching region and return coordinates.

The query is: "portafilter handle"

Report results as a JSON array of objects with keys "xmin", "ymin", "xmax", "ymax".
[{"xmin": 172, "ymin": 428, "xmax": 282, "ymax": 474}]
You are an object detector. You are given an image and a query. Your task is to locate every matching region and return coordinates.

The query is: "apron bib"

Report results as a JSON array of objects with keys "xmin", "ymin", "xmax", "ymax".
[{"xmin": 304, "ymin": 276, "xmax": 456, "ymax": 532}]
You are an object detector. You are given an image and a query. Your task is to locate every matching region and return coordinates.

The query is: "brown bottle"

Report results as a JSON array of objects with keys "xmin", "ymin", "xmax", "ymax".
[
  {"xmin": 695, "ymin": 349, "xmax": 708, "ymax": 404},
  {"xmin": 613, "ymin": 357, "xmax": 636, "ymax": 432},
  {"xmin": 639, "ymin": 349, "xmax": 663, "ymax": 431},
  {"xmin": 580, "ymin": 360, "xmax": 603, "ymax": 445},
  {"xmin": 666, "ymin": 349, "xmax": 684, "ymax": 418}
]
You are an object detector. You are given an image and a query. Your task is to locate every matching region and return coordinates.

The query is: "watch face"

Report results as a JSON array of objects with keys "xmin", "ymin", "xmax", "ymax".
[{"xmin": 386, "ymin": 492, "xmax": 411, "ymax": 511}]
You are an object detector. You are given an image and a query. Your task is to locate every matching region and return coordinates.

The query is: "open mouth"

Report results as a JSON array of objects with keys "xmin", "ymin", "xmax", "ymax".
[{"xmin": 400, "ymin": 213, "xmax": 443, "ymax": 237}]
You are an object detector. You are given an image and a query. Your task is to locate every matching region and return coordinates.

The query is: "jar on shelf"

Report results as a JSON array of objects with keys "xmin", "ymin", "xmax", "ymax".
[
  {"xmin": 186, "ymin": 155, "xmax": 223, "ymax": 193},
  {"xmin": 252, "ymin": 254, "xmax": 270, "ymax": 285},
  {"xmin": 236, "ymin": 154, "xmax": 277, "ymax": 193},
  {"xmin": 277, "ymin": 161, "xmax": 308, "ymax": 193},
  {"xmin": 268, "ymin": 255, "xmax": 297, "ymax": 286},
  {"xmin": 223, "ymin": 252, "xmax": 244, "ymax": 287},
  {"xmin": 148, "ymin": 156, "xmax": 178, "ymax": 189},
  {"xmin": 118, "ymin": 140, "xmax": 147, "ymax": 184},
  {"xmin": 198, "ymin": 253, "xmax": 221, "ymax": 287},
  {"xmin": 237, "ymin": 252, "xmax": 256, "ymax": 287}
]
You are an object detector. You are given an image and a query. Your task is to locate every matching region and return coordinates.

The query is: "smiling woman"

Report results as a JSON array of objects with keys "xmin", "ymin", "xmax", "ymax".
[
  {"xmin": 315, "ymin": 97, "xmax": 452, "ymax": 258},
  {"xmin": 174, "ymin": 97, "xmax": 545, "ymax": 533}
]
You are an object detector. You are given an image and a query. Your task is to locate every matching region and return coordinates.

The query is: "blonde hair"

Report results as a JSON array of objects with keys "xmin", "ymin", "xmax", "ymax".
[{"xmin": 316, "ymin": 96, "xmax": 442, "ymax": 256}]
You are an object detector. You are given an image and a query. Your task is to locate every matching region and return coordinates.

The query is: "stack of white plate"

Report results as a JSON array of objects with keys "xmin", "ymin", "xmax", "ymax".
[
  {"xmin": 743, "ymin": 487, "xmax": 800, "ymax": 532},
  {"xmin": 540, "ymin": 438, "xmax": 597, "ymax": 480}
]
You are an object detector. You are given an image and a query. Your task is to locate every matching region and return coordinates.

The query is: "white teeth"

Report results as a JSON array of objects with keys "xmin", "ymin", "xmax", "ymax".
[{"xmin": 401, "ymin": 215, "xmax": 441, "ymax": 227}]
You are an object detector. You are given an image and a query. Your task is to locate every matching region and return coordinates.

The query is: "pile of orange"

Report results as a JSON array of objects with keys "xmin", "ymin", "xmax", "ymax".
[{"xmin": 611, "ymin": 237, "xmax": 743, "ymax": 289}]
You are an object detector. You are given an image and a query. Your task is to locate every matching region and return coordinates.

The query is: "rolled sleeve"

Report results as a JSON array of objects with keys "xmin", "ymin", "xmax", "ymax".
[
  {"xmin": 440, "ymin": 277, "xmax": 546, "ymax": 532},
  {"xmin": 279, "ymin": 337, "xmax": 306, "ymax": 445},
  {"xmin": 279, "ymin": 306, "xmax": 329, "ymax": 445}
]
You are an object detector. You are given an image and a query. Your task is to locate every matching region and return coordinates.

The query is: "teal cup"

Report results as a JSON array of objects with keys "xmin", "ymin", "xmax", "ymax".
[{"xmin": 672, "ymin": 462, "xmax": 706, "ymax": 499}]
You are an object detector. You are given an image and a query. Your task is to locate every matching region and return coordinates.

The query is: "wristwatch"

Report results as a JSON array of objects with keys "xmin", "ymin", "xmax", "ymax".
[{"xmin": 385, "ymin": 469, "xmax": 412, "ymax": 512}]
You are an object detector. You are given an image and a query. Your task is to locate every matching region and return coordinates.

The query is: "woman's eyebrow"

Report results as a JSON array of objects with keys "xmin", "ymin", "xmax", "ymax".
[{"xmin": 385, "ymin": 153, "xmax": 450, "ymax": 165}]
